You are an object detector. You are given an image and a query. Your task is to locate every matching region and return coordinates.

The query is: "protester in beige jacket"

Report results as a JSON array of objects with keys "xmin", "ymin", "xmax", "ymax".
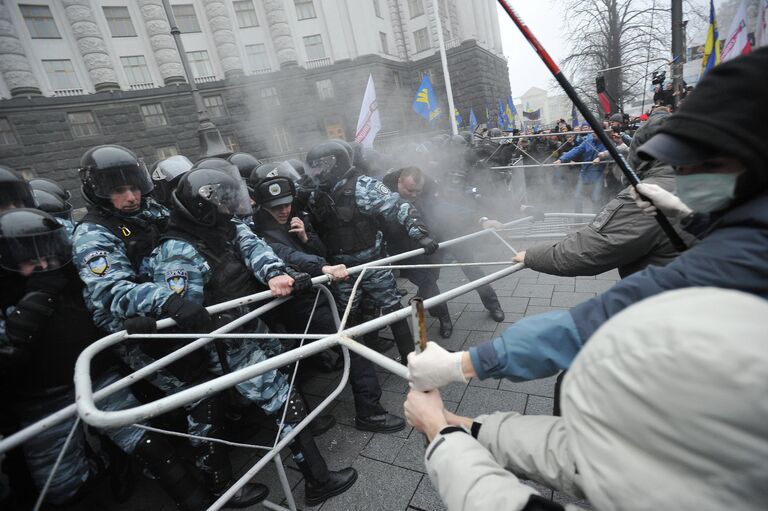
[{"xmin": 405, "ymin": 287, "xmax": 768, "ymax": 511}]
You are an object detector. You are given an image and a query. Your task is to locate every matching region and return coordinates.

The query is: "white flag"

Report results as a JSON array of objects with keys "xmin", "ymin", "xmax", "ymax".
[
  {"xmin": 354, "ymin": 74, "xmax": 381, "ymax": 149},
  {"xmin": 720, "ymin": 0, "xmax": 752, "ymax": 62},
  {"xmin": 757, "ymin": 0, "xmax": 768, "ymax": 49}
]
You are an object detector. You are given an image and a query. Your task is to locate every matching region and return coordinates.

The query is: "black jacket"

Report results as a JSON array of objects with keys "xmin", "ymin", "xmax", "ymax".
[{"xmin": 252, "ymin": 207, "xmax": 329, "ymax": 276}]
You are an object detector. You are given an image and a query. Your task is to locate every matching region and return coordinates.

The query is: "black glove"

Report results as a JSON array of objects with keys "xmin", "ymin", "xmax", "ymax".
[
  {"xmin": 5, "ymin": 291, "xmax": 57, "ymax": 345},
  {"xmin": 124, "ymin": 316, "xmax": 158, "ymax": 335},
  {"xmin": 162, "ymin": 294, "xmax": 212, "ymax": 332},
  {"xmin": 0, "ymin": 345, "xmax": 31, "ymax": 371},
  {"xmin": 285, "ymin": 267, "xmax": 313, "ymax": 295},
  {"xmin": 418, "ymin": 236, "xmax": 439, "ymax": 256}
]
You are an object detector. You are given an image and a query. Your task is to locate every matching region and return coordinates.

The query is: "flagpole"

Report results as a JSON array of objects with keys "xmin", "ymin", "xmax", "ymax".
[{"xmin": 431, "ymin": 0, "xmax": 458, "ymax": 135}]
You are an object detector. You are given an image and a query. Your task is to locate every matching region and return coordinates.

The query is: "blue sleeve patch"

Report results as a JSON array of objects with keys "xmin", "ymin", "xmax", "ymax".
[
  {"xmin": 165, "ymin": 269, "xmax": 188, "ymax": 295},
  {"xmin": 84, "ymin": 250, "xmax": 110, "ymax": 276}
]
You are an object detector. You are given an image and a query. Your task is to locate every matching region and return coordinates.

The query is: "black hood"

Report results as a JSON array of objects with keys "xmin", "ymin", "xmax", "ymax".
[{"xmin": 655, "ymin": 47, "xmax": 768, "ymax": 201}]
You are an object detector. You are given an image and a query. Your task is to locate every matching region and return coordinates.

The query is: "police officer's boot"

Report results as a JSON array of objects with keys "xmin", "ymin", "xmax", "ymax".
[
  {"xmin": 133, "ymin": 431, "xmax": 213, "ymax": 511},
  {"xmin": 478, "ymin": 286, "xmax": 505, "ymax": 322},
  {"xmin": 191, "ymin": 397, "xmax": 269, "ymax": 508},
  {"xmin": 383, "ymin": 305, "xmax": 415, "ymax": 364},
  {"xmin": 283, "ymin": 392, "xmax": 357, "ymax": 506}
]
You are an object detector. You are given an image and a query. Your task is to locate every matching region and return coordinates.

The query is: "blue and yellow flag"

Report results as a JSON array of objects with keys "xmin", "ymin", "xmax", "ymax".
[
  {"xmin": 469, "ymin": 108, "xmax": 478, "ymax": 133},
  {"xmin": 455, "ymin": 108, "xmax": 463, "ymax": 127},
  {"xmin": 505, "ymin": 96, "xmax": 516, "ymax": 130},
  {"xmin": 702, "ymin": 0, "xmax": 720, "ymax": 75},
  {"xmin": 412, "ymin": 74, "xmax": 442, "ymax": 121},
  {"xmin": 498, "ymin": 99, "xmax": 509, "ymax": 131}
]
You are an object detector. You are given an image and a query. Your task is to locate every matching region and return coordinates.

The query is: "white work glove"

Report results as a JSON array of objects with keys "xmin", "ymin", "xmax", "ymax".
[
  {"xmin": 630, "ymin": 183, "xmax": 692, "ymax": 219},
  {"xmin": 407, "ymin": 341, "xmax": 467, "ymax": 391}
]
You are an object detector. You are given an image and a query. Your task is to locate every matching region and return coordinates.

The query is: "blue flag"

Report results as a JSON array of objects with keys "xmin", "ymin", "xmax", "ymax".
[
  {"xmin": 702, "ymin": 0, "xmax": 720, "ymax": 75},
  {"xmin": 469, "ymin": 108, "xmax": 478, "ymax": 133},
  {"xmin": 412, "ymin": 74, "xmax": 442, "ymax": 122},
  {"xmin": 498, "ymin": 99, "xmax": 509, "ymax": 131},
  {"xmin": 454, "ymin": 108, "xmax": 463, "ymax": 127},
  {"xmin": 505, "ymin": 96, "xmax": 516, "ymax": 130}
]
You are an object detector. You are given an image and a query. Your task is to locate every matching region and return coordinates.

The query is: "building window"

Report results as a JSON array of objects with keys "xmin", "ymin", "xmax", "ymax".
[
  {"xmin": 203, "ymin": 95, "xmax": 227, "ymax": 118},
  {"xmin": 408, "ymin": 0, "xmax": 424, "ymax": 18},
  {"xmin": 379, "ymin": 32, "xmax": 389, "ymax": 54},
  {"xmin": 156, "ymin": 145, "xmax": 179, "ymax": 160},
  {"xmin": 245, "ymin": 44, "xmax": 270, "ymax": 72},
  {"xmin": 273, "ymin": 127, "xmax": 291, "ymax": 154},
  {"xmin": 303, "ymin": 34, "xmax": 326, "ymax": 61},
  {"xmin": 233, "ymin": 0, "xmax": 258, "ymax": 28},
  {"xmin": 172, "ymin": 4, "xmax": 201, "ymax": 33},
  {"xmin": 187, "ymin": 51, "xmax": 213, "ymax": 78},
  {"xmin": 19, "ymin": 4, "xmax": 60, "ymax": 38},
  {"xmin": 225, "ymin": 134, "xmax": 239, "ymax": 153},
  {"xmin": 103, "ymin": 6, "xmax": 136, "ymax": 37},
  {"xmin": 0, "ymin": 118, "xmax": 18, "ymax": 146},
  {"xmin": 42, "ymin": 60, "xmax": 80, "ymax": 91},
  {"xmin": 373, "ymin": 0, "xmax": 383, "ymax": 18},
  {"xmin": 68, "ymin": 112, "xmax": 100, "ymax": 138},
  {"xmin": 140, "ymin": 103, "xmax": 167, "ymax": 128},
  {"xmin": 120, "ymin": 55, "xmax": 152, "ymax": 85},
  {"xmin": 294, "ymin": 0, "xmax": 316, "ymax": 20},
  {"xmin": 392, "ymin": 70, "xmax": 401, "ymax": 89},
  {"xmin": 316, "ymin": 79, "xmax": 334, "ymax": 100},
  {"xmin": 414, "ymin": 27, "xmax": 430, "ymax": 52},
  {"xmin": 260, "ymin": 86, "xmax": 280, "ymax": 106}
]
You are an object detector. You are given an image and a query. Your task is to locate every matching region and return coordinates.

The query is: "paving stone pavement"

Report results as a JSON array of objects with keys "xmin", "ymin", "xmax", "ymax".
[{"xmin": 69, "ymin": 240, "xmax": 617, "ymax": 511}]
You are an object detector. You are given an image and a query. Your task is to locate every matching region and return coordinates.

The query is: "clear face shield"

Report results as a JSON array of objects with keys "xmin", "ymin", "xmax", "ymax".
[
  {"xmin": 0, "ymin": 224, "xmax": 71, "ymax": 274},
  {"xmin": 84, "ymin": 160, "xmax": 154, "ymax": 199},
  {"xmin": 197, "ymin": 163, "xmax": 252, "ymax": 217},
  {"xmin": 0, "ymin": 181, "xmax": 36, "ymax": 211},
  {"xmin": 306, "ymin": 155, "xmax": 337, "ymax": 186}
]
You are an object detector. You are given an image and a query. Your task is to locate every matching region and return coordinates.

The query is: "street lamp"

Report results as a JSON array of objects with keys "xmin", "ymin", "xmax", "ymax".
[{"xmin": 160, "ymin": 0, "xmax": 229, "ymax": 160}]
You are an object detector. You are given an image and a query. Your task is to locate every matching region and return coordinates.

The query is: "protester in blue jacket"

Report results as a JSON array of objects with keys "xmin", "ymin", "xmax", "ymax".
[
  {"xmin": 554, "ymin": 132, "xmax": 606, "ymax": 212},
  {"xmin": 407, "ymin": 47, "xmax": 768, "ymax": 391}
]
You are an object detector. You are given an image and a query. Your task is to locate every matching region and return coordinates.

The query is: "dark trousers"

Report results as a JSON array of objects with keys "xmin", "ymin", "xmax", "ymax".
[
  {"xmin": 448, "ymin": 245, "xmax": 501, "ymax": 311},
  {"xmin": 400, "ymin": 267, "xmax": 449, "ymax": 318},
  {"xmin": 268, "ymin": 294, "xmax": 386, "ymax": 419}
]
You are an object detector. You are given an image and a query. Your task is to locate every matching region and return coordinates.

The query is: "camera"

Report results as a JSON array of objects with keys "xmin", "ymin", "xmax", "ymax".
[{"xmin": 651, "ymin": 71, "xmax": 666, "ymax": 86}]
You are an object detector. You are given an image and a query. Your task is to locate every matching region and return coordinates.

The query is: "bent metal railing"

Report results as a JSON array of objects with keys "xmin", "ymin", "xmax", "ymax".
[{"xmin": 2, "ymin": 215, "xmax": 596, "ymax": 510}]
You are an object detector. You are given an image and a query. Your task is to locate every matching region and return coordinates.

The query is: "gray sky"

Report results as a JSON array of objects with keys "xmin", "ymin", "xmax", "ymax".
[{"xmin": 497, "ymin": 0, "xmax": 725, "ymax": 99}]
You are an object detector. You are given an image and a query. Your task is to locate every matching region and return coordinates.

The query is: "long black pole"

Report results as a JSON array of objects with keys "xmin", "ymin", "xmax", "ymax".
[{"xmin": 496, "ymin": 0, "xmax": 687, "ymax": 252}]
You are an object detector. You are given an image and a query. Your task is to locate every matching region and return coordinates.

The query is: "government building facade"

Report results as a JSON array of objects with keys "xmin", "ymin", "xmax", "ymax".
[{"xmin": 0, "ymin": 0, "xmax": 511, "ymax": 204}]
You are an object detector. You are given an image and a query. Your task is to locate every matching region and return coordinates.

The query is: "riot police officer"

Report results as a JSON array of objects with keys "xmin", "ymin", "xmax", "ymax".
[
  {"xmin": 0, "ymin": 166, "xmax": 35, "ymax": 211},
  {"xmin": 251, "ymin": 167, "xmax": 406, "ymax": 432},
  {"xmin": 149, "ymin": 154, "xmax": 193, "ymax": 208},
  {"xmin": 150, "ymin": 167, "xmax": 358, "ymax": 506},
  {"xmin": 72, "ymin": 145, "xmax": 268, "ymax": 508},
  {"xmin": 303, "ymin": 140, "xmax": 439, "ymax": 363},
  {"xmin": 0, "ymin": 208, "xmax": 189, "ymax": 508},
  {"xmin": 227, "ymin": 151, "xmax": 262, "ymax": 180}
]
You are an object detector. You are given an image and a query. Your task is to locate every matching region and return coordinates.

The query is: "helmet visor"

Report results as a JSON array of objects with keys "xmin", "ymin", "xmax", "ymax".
[
  {"xmin": 306, "ymin": 155, "xmax": 336, "ymax": 185},
  {"xmin": 0, "ymin": 181, "xmax": 36, "ymax": 210},
  {"xmin": 85, "ymin": 161, "xmax": 154, "ymax": 199},
  {"xmin": 153, "ymin": 155, "xmax": 194, "ymax": 183},
  {"xmin": 0, "ymin": 225, "xmax": 71, "ymax": 273}
]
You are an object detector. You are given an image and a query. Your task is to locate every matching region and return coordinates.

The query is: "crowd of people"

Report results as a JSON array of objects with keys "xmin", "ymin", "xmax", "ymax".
[{"xmin": 0, "ymin": 45, "xmax": 765, "ymax": 511}]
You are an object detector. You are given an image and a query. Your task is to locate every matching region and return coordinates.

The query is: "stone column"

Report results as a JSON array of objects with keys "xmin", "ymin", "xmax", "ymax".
[
  {"xmin": 201, "ymin": 0, "xmax": 244, "ymax": 78},
  {"xmin": 138, "ymin": 0, "xmax": 185, "ymax": 85},
  {"xmin": 0, "ymin": 0, "xmax": 42, "ymax": 96},
  {"xmin": 61, "ymin": 0, "xmax": 119, "ymax": 92},
  {"xmin": 263, "ymin": 0, "xmax": 297, "ymax": 68},
  {"xmin": 387, "ymin": 0, "xmax": 410, "ymax": 60}
]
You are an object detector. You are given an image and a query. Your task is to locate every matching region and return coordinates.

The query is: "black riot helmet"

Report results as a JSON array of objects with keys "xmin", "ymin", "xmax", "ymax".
[
  {"xmin": 172, "ymin": 167, "xmax": 251, "ymax": 227},
  {"xmin": 305, "ymin": 140, "xmax": 353, "ymax": 187},
  {"xmin": 150, "ymin": 155, "xmax": 194, "ymax": 206},
  {"xmin": 328, "ymin": 139, "xmax": 354, "ymax": 160},
  {"xmin": 227, "ymin": 152, "xmax": 262, "ymax": 179},
  {"xmin": 29, "ymin": 178, "xmax": 71, "ymax": 205},
  {"xmin": 250, "ymin": 161, "xmax": 303, "ymax": 188},
  {"xmin": 78, "ymin": 145, "xmax": 153, "ymax": 206},
  {"xmin": 32, "ymin": 189, "xmax": 72, "ymax": 221},
  {"xmin": 0, "ymin": 165, "xmax": 36, "ymax": 211},
  {"xmin": 0, "ymin": 208, "xmax": 71, "ymax": 273},
  {"xmin": 488, "ymin": 128, "xmax": 503, "ymax": 138},
  {"xmin": 254, "ymin": 176, "xmax": 296, "ymax": 209}
]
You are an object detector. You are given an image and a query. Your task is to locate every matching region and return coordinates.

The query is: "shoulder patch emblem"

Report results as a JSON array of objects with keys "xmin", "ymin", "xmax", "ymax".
[
  {"xmin": 268, "ymin": 183, "xmax": 282, "ymax": 196},
  {"xmin": 165, "ymin": 269, "xmax": 188, "ymax": 295},
  {"xmin": 84, "ymin": 250, "xmax": 109, "ymax": 276},
  {"xmin": 376, "ymin": 183, "xmax": 391, "ymax": 195}
]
